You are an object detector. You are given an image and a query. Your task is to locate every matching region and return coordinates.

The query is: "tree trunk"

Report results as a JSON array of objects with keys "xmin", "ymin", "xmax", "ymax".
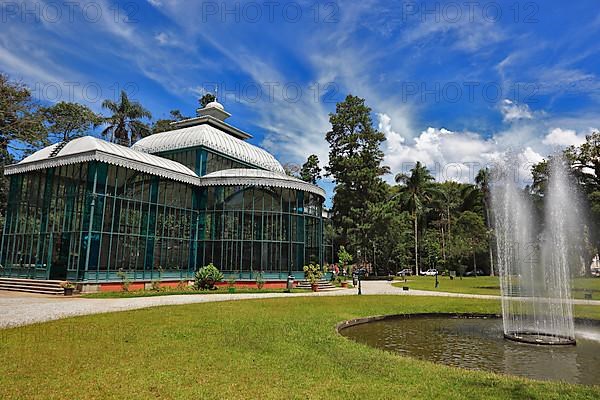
[
  {"xmin": 473, "ymin": 250, "xmax": 477, "ymax": 276},
  {"xmin": 414, "ymin": 210, "xmax": 418, "ymax": 275}
]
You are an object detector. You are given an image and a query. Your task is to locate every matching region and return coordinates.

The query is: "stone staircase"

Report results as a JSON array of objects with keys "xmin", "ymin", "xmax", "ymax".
[
  {"xmin": 295, "ymin": 279, "xmax": 337, "ymax": 291},
  {"xmin": 0, "ymin": 278, "xmax": 65, "ymax": 295}
]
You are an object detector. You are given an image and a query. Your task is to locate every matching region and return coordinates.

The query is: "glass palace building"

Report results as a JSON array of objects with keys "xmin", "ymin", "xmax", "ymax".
[{"xmin": 0, "ymin": 102, "xmax": 326, "ymax": 291}]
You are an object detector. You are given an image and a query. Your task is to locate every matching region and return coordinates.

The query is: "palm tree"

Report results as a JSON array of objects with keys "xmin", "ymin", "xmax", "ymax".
[
  {"xmin": 395, "ymin": 162, "xmax": 437, "ymax": 275},
  {"xmin": 101, "ymin": 90, "xmax": 152, "ymax": 146},
  {"xmin": 476, "ymin": 168, "xmax": 495, "ymax": 276}
]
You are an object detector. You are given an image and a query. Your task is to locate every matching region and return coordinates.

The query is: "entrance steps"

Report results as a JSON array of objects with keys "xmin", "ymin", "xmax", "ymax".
[
  {"xmin": 295, "ymin": 279, "xmax": 337, "ymax": 291},
  {"xmin": 0, "ymin": 278, "xmax": 65, "ymax": 295}
]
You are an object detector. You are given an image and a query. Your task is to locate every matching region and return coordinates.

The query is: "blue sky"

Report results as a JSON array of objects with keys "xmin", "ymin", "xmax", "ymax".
[{"xmin": 2, "ymin": 1, "xmax": 600, "ymax": 204}]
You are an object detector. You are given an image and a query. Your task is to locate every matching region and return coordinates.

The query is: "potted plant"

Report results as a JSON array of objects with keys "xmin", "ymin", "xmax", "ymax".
[
  {"xmin": 335, "ymin": 275, "xmax": 348, "ymax": 288},
  {"xmin": 61, "ymin": 281, "xmax": 75, "ymax": 296},
  {"xmin": 303, "ymin": 264, "xmax": 323, "ymax": 292}
]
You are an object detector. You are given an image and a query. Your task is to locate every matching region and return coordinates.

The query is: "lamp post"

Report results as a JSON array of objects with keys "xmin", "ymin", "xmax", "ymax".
[{"xmin": 358, "ymin": 271, "xmax": 362, "ymax": 295}]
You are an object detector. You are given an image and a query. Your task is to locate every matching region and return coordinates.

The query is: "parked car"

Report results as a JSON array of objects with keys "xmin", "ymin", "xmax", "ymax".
[
  {"xmin": 465, "ymin": 269, "xmax": 486, "ymax": 277},
  {"xmin": 396, "ymin": 269, "xmax": 412, "ymax": 276},
  {"xmin": 421, "ymin": 269, "xmax": 438, "ymax": 276}
]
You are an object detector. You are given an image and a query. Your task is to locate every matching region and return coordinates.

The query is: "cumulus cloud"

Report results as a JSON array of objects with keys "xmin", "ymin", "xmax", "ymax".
[
  {"xmin": 500, "ymin": 99, "xmax": 533, "ymax": 122},
  {"xmin": 378, "ymin": 113, "xmax": 547, "ymax": 186},
  {"xmin": 543, "ymin": 128, "xmax": 587, "ymax": 147}
]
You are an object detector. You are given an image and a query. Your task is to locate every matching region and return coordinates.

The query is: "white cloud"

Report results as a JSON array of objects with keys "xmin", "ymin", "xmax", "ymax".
[
  {"xmin": 500, "ymin": 99, "xmax": 533, "ymax": 122},
  {"xmin": 378, "ymin": 113, "xmax": 553, "ymax": 186},
  {"xmin": 543, "ymin": 128, "xmax": 586, "ymax": 147},
  {"xmin": 154, "ymin": 32, "xmax": 182, "ymax": 47}
]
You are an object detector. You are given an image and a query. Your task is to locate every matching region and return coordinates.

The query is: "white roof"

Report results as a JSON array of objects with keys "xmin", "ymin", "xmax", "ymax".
[
  {"xmin": 132, "ymin": 124, "xmax": 285, "ymax": 173},
  {"xmin": 205, "ymin": 101, "xmax": 224, "ymax": 110},
  {"xmin": 199, "ymin": 169, "xmax": 325, "ymax": 198},
  {"xmin": 5, "ymin": 136, "xmax": 199, "ymax": 185}
]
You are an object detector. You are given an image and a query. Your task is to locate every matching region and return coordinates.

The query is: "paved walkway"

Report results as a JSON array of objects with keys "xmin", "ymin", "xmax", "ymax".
[{"xmin": 1, "ymin": 281, "xmax": 599, "ymax": 329}]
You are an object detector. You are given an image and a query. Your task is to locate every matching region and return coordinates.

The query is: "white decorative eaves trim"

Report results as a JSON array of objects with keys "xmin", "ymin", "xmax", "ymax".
[
  {"xmin": 4, "ymin": 151, "xmax": 200, "ymax": 185},
  {"xmin": 197, "ymin": 176, "xmax": 326, "ymax": 198}
]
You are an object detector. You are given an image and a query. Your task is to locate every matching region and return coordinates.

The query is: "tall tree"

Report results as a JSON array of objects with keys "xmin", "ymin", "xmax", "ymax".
[
  {"xmin": 300, "ymin": 154, "xmax": 321, "ymax": 184},
  {"xmin": 395, "ymin": 162, "xmax": 437, "ymax": 275},
  {"xmin": 325, "ymin": 94, "xmax": 389, "ymax": 257},
  {"xmin": 0, "ymin": 73, "xmax": 46, "ymax": 229},
  {"xmin": 449, "ymin": 211, "xmax": 488, "ymax": 275},
  {"xmin": 363, "ymin": 201, "xmax": 412, "ymax": 274},
  {"xmin": 151, "ymin": 109, "xmax": 187, "ymax": 134},
  {"xmin": 0, "ymin": 73, "xmax": 47, "ymax": 155},
  {"xmin": 43, "ymin": 101, "xmax": 102, "ymax": 141},
  {"xmin": 199, "ymin": 93, "xmax": 216, "ymax": 108},
  {"xmin": 101, "ymin": 90, "xmax": 152, "ymax": 146},
  {"xmin": 475, "ymin": 168, "xmax": 495, "ymax": 275}
]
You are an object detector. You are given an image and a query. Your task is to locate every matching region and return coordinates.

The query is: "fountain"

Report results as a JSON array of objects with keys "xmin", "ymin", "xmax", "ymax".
[
  {"xmin": 337, "ymin": 156, "xmax": 600, "ymax": 384},
  {"xmin": 491, "ymin": 157, "xmax": 577, "ymax": 345}
]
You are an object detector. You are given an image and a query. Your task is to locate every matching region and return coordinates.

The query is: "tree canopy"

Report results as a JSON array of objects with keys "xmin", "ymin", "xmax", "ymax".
[
  {"xmin": 199, "ymin": 93, "xmax": 216, "ymax": 108},
  {"xmin": 101, "ymin": 90, "xmax": 152, "ymax": 146},
  {"xmin": 43, "ymin": 101, "xmax": 102, "ymax": 142},
  {"xmin": 300, "ymin": 154, "xmax": 321, "ymax": 184},
  {"xmin": 325, "ymin": 94, "xmax": 389, "ymax": 252},
  {"xmin": 151, "ymin": 109, "xmax": 187, "ymax": 134}
]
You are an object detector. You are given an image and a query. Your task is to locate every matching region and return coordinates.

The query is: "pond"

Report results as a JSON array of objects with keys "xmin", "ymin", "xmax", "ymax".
[{"xmin": 339, "ymin": 315, "xmax": 600, "ymax": 385}]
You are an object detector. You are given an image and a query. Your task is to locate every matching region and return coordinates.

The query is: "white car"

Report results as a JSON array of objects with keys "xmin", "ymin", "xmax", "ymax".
[{"xmin": 421, "ymin": 269, "xmax": 438, "ymax": 276}]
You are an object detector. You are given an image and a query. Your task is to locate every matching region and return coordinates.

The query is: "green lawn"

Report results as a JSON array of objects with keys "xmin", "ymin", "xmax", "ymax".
[
  {"xmin": 392, "ymin": 276, "xmax": 600, "ymax": 299},
  {"xmin": 0, "ymin": 296, "xmax": 599, "ymax": 399}
]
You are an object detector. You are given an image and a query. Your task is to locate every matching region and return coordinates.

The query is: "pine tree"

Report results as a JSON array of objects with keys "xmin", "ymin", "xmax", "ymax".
[
  {"xmin": 300, "ymin": 154, "xmax": 321, "ymax": 184},
  {"xmin": 325, "ymin": 95, "xmax": 389, "ymax": 256}
]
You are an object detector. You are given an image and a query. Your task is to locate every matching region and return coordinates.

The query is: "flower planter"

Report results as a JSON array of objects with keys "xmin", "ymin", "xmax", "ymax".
[
  {"xmin": 311, "ymin": 283, "xmax": 319, "ymax": 292},
  {"xmin": 341, "ymin": 281, "xmax": 348, "ymax": 288},
  {"xmin": 63, "ymin": 287, "xmax": 74, "ymax": 296}
]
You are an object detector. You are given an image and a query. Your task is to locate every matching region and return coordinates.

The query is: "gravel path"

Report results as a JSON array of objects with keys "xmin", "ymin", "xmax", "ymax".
[{"xmin": 1, "ymin": 281, "xmax": 598, "ymax": 329}]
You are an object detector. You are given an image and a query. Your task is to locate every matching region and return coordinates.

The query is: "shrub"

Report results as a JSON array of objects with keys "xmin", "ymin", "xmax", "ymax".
[
  {"xmin": 303, "ymin": 264, "xmax": 323, "ymax": 285},
  {"xmin": 116, "ymin": 268, "xmax": 131, "ymax": 292},
  {"xmin": 338, "ymin": 246, "xmax": 353, "ymax": 273},
  {"xmin": 150, "ymin": 280, "xmax": 161, "ymax": 291},
  {"xmin": 227, "ymin": 275, "xmax": 236, "ymax": 293},
  {"xmin": 194, "ymin": 263, "xmax": 224, "ymax": 290},
  {"xmin": 256, "ymin": 272, "xmax": 265, "ymax": 290}
]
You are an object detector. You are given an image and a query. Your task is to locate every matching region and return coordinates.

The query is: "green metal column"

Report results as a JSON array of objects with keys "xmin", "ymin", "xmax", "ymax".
[
  {"xmin": 80, "ymin": 162, "xmax": 106, "ymax": 281},
  {"xmin": 36, "ymin": 168, "xmax": 55, "ymax": 279},
  {"xmin": 192, "ymin": 187, "xmax": 205, "ymax": 273},
  {"xmin": 319, "ymin": 211, "xmax": 324, "ymax": 267},
  {"xmin": 296, "ymin": 191, "xmax": 305, "ymax": 269},
  {"xmin": 143, "ymin": 176, "xmax": 159, "ymax": 278},
  {"xmin": 0, "ymin": 175, "xmax": 20, "ymax": 274}
]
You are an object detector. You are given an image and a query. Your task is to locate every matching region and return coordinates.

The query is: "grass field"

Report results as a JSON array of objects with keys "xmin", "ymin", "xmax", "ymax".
[
  {"xmin": 1, "ymin": 296, "xmax": 599, "ymax": 399},
  {"xmin": 392, "ymin": 276, "xmax": 600, "ymax": 299}
]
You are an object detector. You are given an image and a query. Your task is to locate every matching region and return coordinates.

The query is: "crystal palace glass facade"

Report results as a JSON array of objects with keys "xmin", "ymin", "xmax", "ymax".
[{"xmin": 0, "ymin": 102, "xmax": 326, "ymax": 288}]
